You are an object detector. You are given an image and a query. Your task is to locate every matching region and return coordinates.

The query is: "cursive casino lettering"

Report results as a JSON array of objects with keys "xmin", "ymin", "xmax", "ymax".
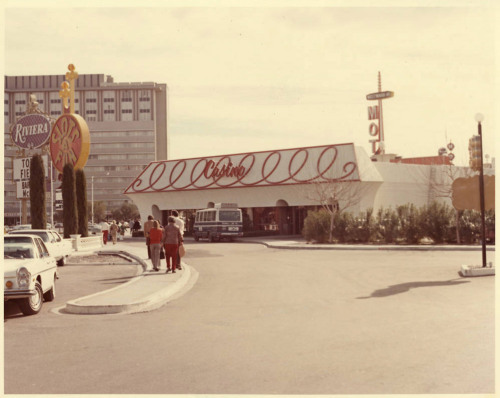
[{"xmin": 203, "ymin": 160, "xmax": 246, "ymax": 179}]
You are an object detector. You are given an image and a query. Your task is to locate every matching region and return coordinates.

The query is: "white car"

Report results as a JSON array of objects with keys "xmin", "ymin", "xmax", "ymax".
[
  {"xmin": 4, "ymin": 235, "xmax": 58, "ymax": 316},
  {"xmin": 9, "ymin": 229, "xmax": 72, "ymax": 266}
]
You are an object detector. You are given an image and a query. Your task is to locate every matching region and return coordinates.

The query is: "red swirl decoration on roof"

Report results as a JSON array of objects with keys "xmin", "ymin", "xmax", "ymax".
[{"xmin": 125, "ymin": 143, "xmax": 359, "ymax": 194}]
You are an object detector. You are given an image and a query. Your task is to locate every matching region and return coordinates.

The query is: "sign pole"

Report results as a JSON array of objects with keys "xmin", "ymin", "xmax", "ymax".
[
  {"xmin": 378, "ymin": 72, "xmax": 384, "ymax": 153},
  {"xmin": 20, "ymin": 148, "xmax": 28, "ymax": 224},
  {"xmin": 477, "ymin": 120, "xmax": 487, "ymax": 268}
]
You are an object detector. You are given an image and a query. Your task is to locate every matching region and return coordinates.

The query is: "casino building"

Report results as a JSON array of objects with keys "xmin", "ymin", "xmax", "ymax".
[
  {"xmin": 124, "ymin": 143, "xmax": 486, "ymax": 235},
  {"xmin": 4, "ymin": 73, "xmax": 167, "ymax": 225}
]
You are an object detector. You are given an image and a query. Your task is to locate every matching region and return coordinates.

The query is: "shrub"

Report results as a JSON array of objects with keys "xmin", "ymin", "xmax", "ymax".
[
  {"xmin": 301, "ymin": 204, "xmax": 494, "ymax": 246},
  {"xmin": 397, "ymin": 204, "xmax": 422, "ymax": 244},
  {"xmin": 458, "ymin": 210, "xmax": 483, "ymax": 244},
  {"xmin": 349, "ymin": 208, "xmax": 375, "ymax": 243},
  {"xmin": 420, "ymin": 201, "xmax": 455, "ymax": 243},
  {"xmin": 376, "ymin": 207, "xmax": 399, "ymax": 243},
  {"xmin": 332, "ymin": 212, "xmax": 352, "ymax": 243},
  {"xmin": 29, "ymin": 154, "xmax": 47, "ymax": 229},
  {"xmin": 302, "ymin": 209, "xmax": 331, "ymax": 243}
]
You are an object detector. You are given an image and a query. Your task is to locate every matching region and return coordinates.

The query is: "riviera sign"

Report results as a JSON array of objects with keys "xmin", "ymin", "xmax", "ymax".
[{"xmin": 10, "ymin": 114, "xmax": 52, "ymax": 149}]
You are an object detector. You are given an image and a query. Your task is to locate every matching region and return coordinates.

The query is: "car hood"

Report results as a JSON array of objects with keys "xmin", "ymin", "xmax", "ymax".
[{"xmin": 4, "ymin": 259, "xmax": 31, "ymax": 277}]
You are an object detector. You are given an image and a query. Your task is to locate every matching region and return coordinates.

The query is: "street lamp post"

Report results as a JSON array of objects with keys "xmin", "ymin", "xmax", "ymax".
[{"xmin": 475, "ymin": 113, "xmax": 487, "ymax": 268}]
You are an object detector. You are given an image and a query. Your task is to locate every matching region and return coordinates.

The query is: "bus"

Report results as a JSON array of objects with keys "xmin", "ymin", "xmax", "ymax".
[{"xmin": 193, "ymin": 203, "xmax": 243, "ymax": 242}]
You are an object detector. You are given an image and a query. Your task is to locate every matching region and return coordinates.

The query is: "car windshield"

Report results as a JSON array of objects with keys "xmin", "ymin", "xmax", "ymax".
[
  {"xmin": 4, "ymin": 243, "xmax": 34, "ymax": 259},
  {"xmin": 219, "ymin": 210, "xmax": 241, "ymax": 222},
  {"xmin": 10, "ymin": 230, "xmax": 49, "ymax": 242}
]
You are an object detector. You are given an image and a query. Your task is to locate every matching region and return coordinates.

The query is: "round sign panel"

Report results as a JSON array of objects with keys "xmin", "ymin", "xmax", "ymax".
[
  {"xmin": 49, "ymin": 114, "xmax": 90, "ymax": 173},
  {"xmin": 10, "ymin": 114, "xmax": 52, "ymax": 149}
]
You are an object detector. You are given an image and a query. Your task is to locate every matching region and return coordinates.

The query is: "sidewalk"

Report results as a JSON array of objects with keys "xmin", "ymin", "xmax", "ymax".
[{"xmin": 60, "ymin": 243, "xmax": 194, "ymax": 315}]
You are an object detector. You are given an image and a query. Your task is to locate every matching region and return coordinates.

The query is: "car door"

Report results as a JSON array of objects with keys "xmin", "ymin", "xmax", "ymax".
[
  {"xmin": 33, "ymin": 237, "xmax": 56, "ymax": 292},
  {"xmin": 47, "ymin": 231, "xmax": 63, "ymax": 259}
]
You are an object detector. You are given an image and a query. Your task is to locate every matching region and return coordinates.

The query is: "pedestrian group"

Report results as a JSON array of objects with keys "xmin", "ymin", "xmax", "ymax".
[
  {"xmin": 99, "ymin": 212, "xmax": 185, "ymax": 272},
  {"xmin": 145, "ymin": 211, "xmax": 185, "ymax": 273}
]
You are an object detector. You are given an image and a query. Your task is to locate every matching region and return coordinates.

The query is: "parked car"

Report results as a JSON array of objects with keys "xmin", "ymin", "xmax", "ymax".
[
  {"xmin": 8, "ymin": 229, "xmax": 72, "ymax": 266},
  {"xmin": 4, "ymin": 234, "xmax": 58, "ymax": 315},
  {"xmin": 88, "ymin": 223, "xmax": 102, "ymax": 235},
  {"xmin": 10, "ymin": 224, "xmax": 32, "ymax": 231}
]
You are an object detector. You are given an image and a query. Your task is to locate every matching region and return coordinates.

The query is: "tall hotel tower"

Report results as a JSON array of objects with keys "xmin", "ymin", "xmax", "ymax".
[{"xmin": 4, "ymin": 73, "xmax": 167, "ymax": 225}]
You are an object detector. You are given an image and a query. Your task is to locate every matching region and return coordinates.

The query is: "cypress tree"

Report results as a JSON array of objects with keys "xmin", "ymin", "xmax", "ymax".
[
  {"xmin": 29, "ymin": 154, "xmax": 47, "ymax": 229},
  {"xmin": 75, "ymin": 169, "xmax": 89, "ymax": 237},
  {"xmin": 62, "ymin": 163, "xmax": 78, "ymax": 238}
]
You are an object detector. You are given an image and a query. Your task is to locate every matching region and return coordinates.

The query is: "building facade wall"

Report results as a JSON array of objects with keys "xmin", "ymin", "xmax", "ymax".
[
  {"xmin": 124, "ymin": 144, "xmax": 462, "ymax": 232},
  {"xmin": 4, "ymin": 73, "xmax": 168, "ymax": 224}
]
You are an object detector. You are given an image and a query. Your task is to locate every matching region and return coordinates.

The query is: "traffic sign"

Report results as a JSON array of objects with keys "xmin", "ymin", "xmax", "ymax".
[{"xmin": 366, "ymin": 91, "xmax": 394, "ymax": 101}]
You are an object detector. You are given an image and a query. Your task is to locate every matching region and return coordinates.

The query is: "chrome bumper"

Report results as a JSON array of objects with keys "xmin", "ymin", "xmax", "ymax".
[{"xmin": 4, "ymin": 289, "xmax": 36, "ymax": 299}]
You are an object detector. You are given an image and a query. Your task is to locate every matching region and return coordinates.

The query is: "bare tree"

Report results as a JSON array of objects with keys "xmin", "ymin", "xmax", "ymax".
[{"xmin": 305, "ymin": 179, "xmax": 369, "ymax": 242}]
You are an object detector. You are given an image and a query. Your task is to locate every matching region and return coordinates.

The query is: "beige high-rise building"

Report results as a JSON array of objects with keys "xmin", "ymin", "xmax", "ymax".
[{"xmin": 4, "ymin": 73, "xmax": 168, "ymax": 225}]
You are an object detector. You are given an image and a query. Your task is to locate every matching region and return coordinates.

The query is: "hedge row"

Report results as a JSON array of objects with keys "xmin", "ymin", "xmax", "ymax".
[{"xmin": 302, "ymin": 202, "xmax": 495, "ymax": 245}]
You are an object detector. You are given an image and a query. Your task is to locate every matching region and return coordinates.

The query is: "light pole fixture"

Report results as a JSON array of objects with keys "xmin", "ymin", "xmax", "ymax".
[{"xmin": 474, "ymin": 113, "xmax": 487, "ymax": 268}]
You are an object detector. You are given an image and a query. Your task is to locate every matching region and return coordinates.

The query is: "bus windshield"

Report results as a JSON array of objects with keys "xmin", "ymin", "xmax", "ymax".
[{"xmin": 219, "ymin": 210, "xmax": 241, "ymax": 222}]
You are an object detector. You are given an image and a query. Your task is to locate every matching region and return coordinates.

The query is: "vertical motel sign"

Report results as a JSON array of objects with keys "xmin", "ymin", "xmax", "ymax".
[{"xmin": 366, "ymin": 72, "xmax": 394, "ymax": 155}]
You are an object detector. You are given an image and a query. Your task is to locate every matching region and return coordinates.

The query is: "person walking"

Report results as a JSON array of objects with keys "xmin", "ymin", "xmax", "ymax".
[
  {"xmin": 143, "ymin": 215, "xmax": 155, "ymax": 259},
  {"xmin": 162, "ymin": 216, "xmax": 183, "ymax": 273},
  {"xmin": 133, "ymin": 219, "xmax": 141, "ymax": 234},
  {"xmin": 109, "ymin": 220, "xmax": 119, "ymax": 245},
  {"xmin": 149, "ymin": 220, "xmax": 163, "ymax": 271},
  {"xmin": 171, "ymin": 210, "xmax": 185, "ymax": 270},
  {"xmin": 100, "ymin": 219, "xmax": 110, "ymax": 245}
]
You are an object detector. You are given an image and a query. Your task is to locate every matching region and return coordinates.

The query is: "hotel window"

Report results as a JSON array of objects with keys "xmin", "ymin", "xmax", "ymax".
[
  {"xmin": 14, "ymin": 93, "xmax": 27, "ymax": 116},
  {"xmin": 120, "ymin": 90, "xmax": 133, "ymax": 121},
  {"xmin": 85, "ymin": 91, "xmax": 98, "ymax": 121},
  {"xmin": 73, "ymin": 91, "xmax": 81, "ymax": 115},
  {"xmin": 138, "ymin": 89, "xmax": 151, "ymax": 121},
  {"xmin": 4, "ymin": 97, "xmax": 9, "ymax": 121},
  {"xmin": 103, "ymin": 91, "xmax": 116, "ymax": 121},
  {"xmin": 49, "ymin": 92, "xmax": 61, "ymax": 117}
]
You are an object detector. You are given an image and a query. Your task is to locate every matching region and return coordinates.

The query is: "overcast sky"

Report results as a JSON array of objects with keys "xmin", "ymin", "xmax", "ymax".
[{"xmin": 2, "ymin": 1, "xmax": 497, "ymax": 166}]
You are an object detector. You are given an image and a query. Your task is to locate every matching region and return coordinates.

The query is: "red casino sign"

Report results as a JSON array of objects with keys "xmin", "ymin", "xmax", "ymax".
[{"xmin": 49, "ymin": 113, "xmax": 90, "ymax": 173}]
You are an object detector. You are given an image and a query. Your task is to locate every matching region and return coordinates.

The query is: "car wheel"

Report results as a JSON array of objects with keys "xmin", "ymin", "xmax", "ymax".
[
  {"xmin": 57, "ymin": 257, "xmax": 65, "ymax": 267},
  {"xmin": 18, "ymin": 281, "xmax": 43, "ymax": 315},
  {"xmin": 43, "ymin": 276, "xmax": 56, "ymax": 302}
]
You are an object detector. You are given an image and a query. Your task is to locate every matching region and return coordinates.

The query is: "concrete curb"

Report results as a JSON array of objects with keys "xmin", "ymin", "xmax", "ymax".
[
  {"xmin": 460, "ymin": 264, "xmax": 496, "ymax": 277},
  {"xmin": 122, "ymin": 264, "xmax": 193, "ymax": 314},
  {"xmin": 244, "ymin": 240, "xmax": 496, "ymax": 251},
  {"xmin": 63, "ymin": 264, "xmax": 191, "ymax": 315}
]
